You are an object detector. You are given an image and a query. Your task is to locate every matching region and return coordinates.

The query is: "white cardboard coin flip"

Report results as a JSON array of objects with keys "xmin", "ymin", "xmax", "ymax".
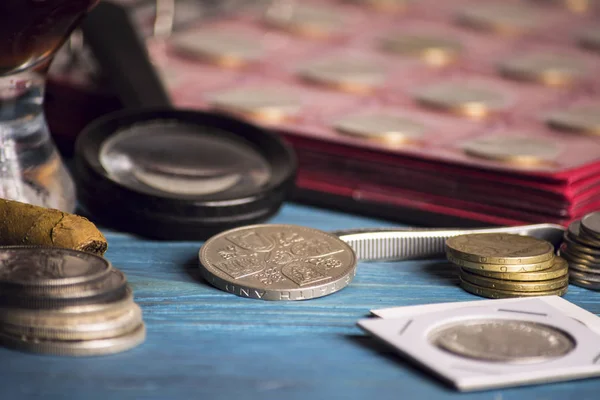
[{"xmin": 359, "ymin": 298, "xmax": 600, "ymax": 391}]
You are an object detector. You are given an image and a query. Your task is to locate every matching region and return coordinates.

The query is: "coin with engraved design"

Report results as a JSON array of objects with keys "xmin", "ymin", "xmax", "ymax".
[
  {"xmin": 431, "ymin": 319, "xmax": 574, "ymax": 363},
  {"xmin": 198, "ymin": 224, "xmax": 357, "ymax": 300}
]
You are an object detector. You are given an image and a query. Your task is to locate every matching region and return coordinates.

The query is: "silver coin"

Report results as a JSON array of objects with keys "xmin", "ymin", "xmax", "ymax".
[
  {"xmin": 0, "ymin": 303, "xmax": 143, "ymax": 341},
  {"xmin": 0, "ymin": 323, "xmax": 146, "ymax": 356},
  {"xmin": 0, "ymin": 247, "xmax": 112, "ymax": 287},
  {"xmin": 199, "ymin": 224, "xmax": 357, "ymax": 300},
  {"xmin": 566, "ymin": 220, "xmax": 600, "ymax": 248},
  {"xmin": 0, "ymin": 269, "xmax": 127, "ymax": 299},
  {"xmin": 570, "ymin": 278, "xmax": 600, "ymax": 291},
  {"xmin": 431, "ymin": 319, "xmax": 574, "ymax": 363},
  {"xmin": 569, "ymin": 269, "xmax": 600, "ymax": 283},
  {"xmin": 581, "ymin": 212, "xmax": 600, "ymax": 239}
]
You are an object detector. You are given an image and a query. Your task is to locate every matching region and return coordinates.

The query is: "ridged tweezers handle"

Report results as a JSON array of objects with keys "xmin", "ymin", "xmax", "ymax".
[{"xmin": 334, "ymin": 224, "xmax": 566, "ymax": 262}]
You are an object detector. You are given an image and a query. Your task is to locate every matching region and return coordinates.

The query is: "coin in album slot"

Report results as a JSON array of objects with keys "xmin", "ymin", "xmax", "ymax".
[
  {"xmin": 577, "ymin": 27, "xmax": 600, "ymax": 52},
  {"xmin": 198, "ymin": 224, "xmax": 357, "ymax": 301},
  {"xmin": 580, "ymin": 211, "xmax": 600, "ymax": 240},
  {"xmin": 170, "ymin": 31, "xmax": 263, "ymax": 68},
  {"xmin": 461, "ymin": 135, "xmax": 561, "ymax": 166},
  {"xmin": 455, "ymin": 2, "xmax": 543, "ymax": 36},
  {"xmin": 0, "ymin": 247, "xmax": 112, "ymax": 289},
  {"xmin": 380, "ymin": 33, "xmax": 463, "ymax": 67},
  {"xmin": 208, "ymin": 87, "xmax": 303, "ymax": 124},
  {"xmin": 498, "ymin": 52, "xmax": 588, "ymax": 87},
  {"xmin": 460, "ymin": 268, "xmax": 569, "ymax": 292},
  {"xmin": 446, "ymin": 233, "xmax": 555, "ymax": 265},
  {"xmin": 462, "ymin": 256, "xmax": 568, "ymax": 281},
  {"xmin": 0, "ymin": 303, "xmax": 143, "ymax": 341},
  {"xmin": 263, "ymin": 3, "xmax": 345, "ymax": 39},
  {"xmin": 460, "ymin": 278, "xmax": 568, "ymax": 299},
  {"xmin": 332, "ymin": 112, "xmax": 426, "ymax": 144},
  {"xmin": 346, "ymin": 0, "xmax": 411, "ymax": 12},
  {"xmin": 546, "ymin": 104, "xmax": 600, "ymax": 136},
  {"xmin": 430, "ymin": 319, "xmax": 575, "ymax": 363},
  {"xmin": 0, "ymin": 322, "xmax": 146, "ymax": 356},
  {"xmin": 413, "ymin": 81, "xmax": 509, "ymax": 119},
  {"xmin": 297, "ymin": 57, "xmax": 386, "ymax": 94}
]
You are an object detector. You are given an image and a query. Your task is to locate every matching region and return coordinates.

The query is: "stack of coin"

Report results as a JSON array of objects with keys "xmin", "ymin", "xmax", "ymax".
[
  {"xmin": 560, "ymin": 212, "xmax": 600, "ymax": 291},
  {"xmin": 0, "ymin": 247, "xmax": 145, "ymax": 356},
  {"xmin": 445, "ymin": 233, "xmax": 568, "ymax": 299}
]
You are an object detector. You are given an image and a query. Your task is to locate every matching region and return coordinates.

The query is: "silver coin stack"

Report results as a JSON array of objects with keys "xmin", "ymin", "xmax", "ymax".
[
  {"xmin": 560, "ymin": 212, "xmax": 600, "ymax": 291},
  {"xmin": 0, "ymin": 247, "xmax": 145, "ymax": 356}
]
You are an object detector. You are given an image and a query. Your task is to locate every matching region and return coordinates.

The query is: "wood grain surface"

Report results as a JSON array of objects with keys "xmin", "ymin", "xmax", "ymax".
[{"xmin": 2, "ymin": 203, "xmax": 599, "ymax": 399}]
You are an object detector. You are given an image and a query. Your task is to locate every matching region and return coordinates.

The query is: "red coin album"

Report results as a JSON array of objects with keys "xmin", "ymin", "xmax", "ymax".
[{"xmin": 47, "ymin": 0, "xmax": 600, "ymax": 227}]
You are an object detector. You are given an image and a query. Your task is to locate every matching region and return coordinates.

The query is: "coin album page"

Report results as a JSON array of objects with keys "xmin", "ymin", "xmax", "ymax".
[
  {"xmin": 360, "ymin": 297, "xmax": 600, "ymax": 391},
  {"xmin": 86, "ymin": 0, "xmax": 600, "ymax": 227}
]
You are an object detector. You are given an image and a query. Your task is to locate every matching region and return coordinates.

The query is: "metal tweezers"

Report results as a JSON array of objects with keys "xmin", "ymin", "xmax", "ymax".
[{"xmin": 333, "ymin": 224, "xmax": 566, "ymax": 262}]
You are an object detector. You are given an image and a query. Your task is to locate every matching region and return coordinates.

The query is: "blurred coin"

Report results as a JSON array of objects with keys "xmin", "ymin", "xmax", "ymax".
[
  {"xmin": 498, "ymin": 53, "xmax": 587, "ymax": 87},
  {"xmin": 452, "ymin": 254, "xmax": 555, "ymax": 273},
  {"xmin": 455, "ymin": 2, "xmax": 543, "ymax": 36},
  {"xmin": 333, "ymin": 113, "xmax": 426, "ymax": 144},
  {"xmin": 462, "ymin": 256, "xmax": 567, "ymax": 281},
  {"xmin": 431, "ymin": 319, "xmax": 574, "ymax": 363},
  {"xmin": 461, "ymin": 135, "xmax": 561, "ymax": 166},
  {"xmin": 460, "ymin": 278, "xmax": 568, "ymax": 299},
  {"xmin": 446, "ymin": 233, "xmax": 555, "ymax": 265},
  {"xmin": 569, "ymin": 269, "xmax": 600, "ymax": 283},
  {"xmin": 570, "ymin": 278, "xmax": 600, "ymax": 290},
  {"xmin": 0, "ymin": 247, "xmax": 111, "ymax": 288},
  {"xmin": 199, "ymin": 224, "xmax": 357, "ymax": 301},
  {"xmin": 0, "ymin": 304, "xmax": 142, "ymax": 341},
  {"xmin": 546, "ymin": 104, "xmax": 600, "ymax": 135},
  {"xmin": 298, "ymin": 57, "xmax": 385, "ymax": 94},
  {"xmin": 346, "ymin": 0, "xmax": 411, "ymax": 12},
  {"xmin": 580, "ymin": 211, "xmax": 600, "ymax": 240},
  {"xmin": 0, "ymin": 322, "xmax": 146, "ymax": 356},
  {"xmin": 565, "ymin": 220, "xmax": 600, "ymax": 248},
  {"xmin": 381, "ymin": 33, "xmax": 463, "ymax": 66},
  {"xmin": 460, "ymin": 268, "xmax": 569, "ymax": 292},
  {"xmin": 263, "ymin": 3, "xmax": 345, "ymax": 38},
  {"xmin": 578, "ymin": 27, "xmax": 600, "ymax": 52},
  {"xmin": 209, "ymin": 87, "xmax": 302, "ymax": 124},
  {"xmin": 170, "ymin": 31, "xmax": 263, "ymax": 68},
  {"xmin": 414, "ymin": 81, "xmax": 509, "ymax": 119}
]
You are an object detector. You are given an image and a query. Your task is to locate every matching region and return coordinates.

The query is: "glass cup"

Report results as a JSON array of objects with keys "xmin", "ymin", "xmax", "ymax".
[{"xmin": 0, "ymin": 0, "xmax": 100, "ymax": 212}]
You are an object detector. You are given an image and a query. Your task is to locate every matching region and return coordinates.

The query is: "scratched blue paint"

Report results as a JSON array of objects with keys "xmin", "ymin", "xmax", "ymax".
[{"xmin": 2, "ymin": 203, "xmax": 599, "ymax": 399}]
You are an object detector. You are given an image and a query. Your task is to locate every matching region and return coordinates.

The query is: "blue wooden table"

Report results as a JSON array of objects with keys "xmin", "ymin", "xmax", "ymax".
[{"xmin": 2, "ymin": 203, "xmax": 599, "ymax": 399}]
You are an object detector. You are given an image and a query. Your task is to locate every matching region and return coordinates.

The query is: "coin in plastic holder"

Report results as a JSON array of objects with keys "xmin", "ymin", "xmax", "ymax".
[
  {"xmin": 455, "ymin": 2, "xmax": 542, "ymax": 36},
  {"xmin": 578, "ymin": 27, "xmax": 600, "ymax": 52},
  {"xmin": 75, "ymin": 110, "xmax": 297, "ymax": 240},
  {"xmin": 545, "ymin": 104, "xmax": 600, "ymax": 135},
  {"xmin": 498, "ymin": 53, "xmax": 588, "ymax": 87}
]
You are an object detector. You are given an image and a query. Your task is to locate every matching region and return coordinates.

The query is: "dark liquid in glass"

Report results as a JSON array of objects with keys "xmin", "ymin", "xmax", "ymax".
[{"xmin": 0, "ymin": 0, "xmax": 99, "ymax": 76}]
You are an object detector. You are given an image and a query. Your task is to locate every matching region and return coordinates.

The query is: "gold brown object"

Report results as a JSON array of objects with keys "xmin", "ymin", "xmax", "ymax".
[
  {"xmin": 333, "ymin": 113, "xmax": 426, "ymax": 144},
  {"xmin": 463, "ymin": 256, "xmax": 568, "ymax": 281},
  {"xmin": 413, "ymin": 81, "xmax": 508, "ymax": 119},
  {"xmin": 498, "ymin": 53, "xmax": 588, "ymax": 87},
  {"xmin": 459, "ymin": 279, "xmax": 568, "ymax": 299},
  {"xmin": 381, "ymin": 33, "xmax": 463, "ymax": 67},
  {"xmin": 446, "ymin": 233, "xmax": 567, "ymax": 298},
  {"xmin": 461, "ymin": 136, "xmax": 561, "ymax": 166},
  {"xmin": 0, "ymin": 198, "xmax": 107, "ymax": 255}
]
